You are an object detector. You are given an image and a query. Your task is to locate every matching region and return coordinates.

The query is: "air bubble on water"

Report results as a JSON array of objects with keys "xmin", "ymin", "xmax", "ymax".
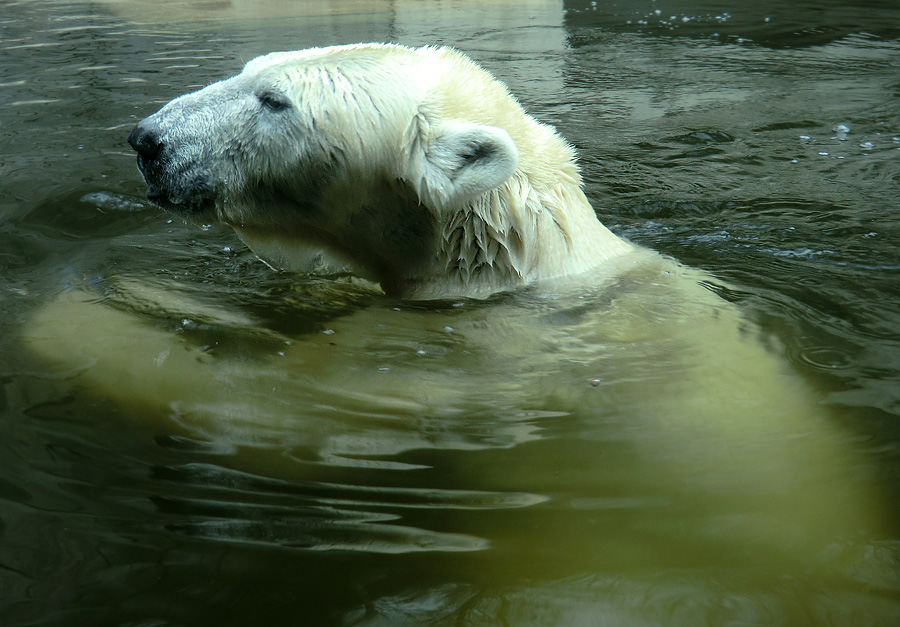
[
  {"xmin": 765, "ymin": 17, "xmax": 771, "ymax": 23},
  {"xmin": 200, "ymin": 224, "xmax": 212, "ymax": 231},
  {"xmin": 799, "ymin": 135, "xmax": 811, "ymax": 141},
  {"xmin": 818, "ymin": 151, "xmax": 829, "ymax": 156},
  {"xmin": 443, "ymin": 326, "xmax": 454, "ymax": 333},
  {"xmin": 832, "ymin": 123, "xmax": 850, "ymax": 140},
  {"xmin": 322, "ymin": 329, "xmax": 335, "ymax": 335},
  {"xmin": 654, "ymin": 9, "xmax": 661, "ymax": 15},
  {"xmin": 892, "ymin": 136, "xmax": 900, "ymax": 143},
  {"xmin": 859, "ymin": 141, "xmax": 875, "ymax": 150},
  {"xmin": 416, "ymin": 349, "xmax": 427, "ymax": 356},
  {"xmin": 791, "ymin": 158, "xmax": 799, "ymax": 163}
]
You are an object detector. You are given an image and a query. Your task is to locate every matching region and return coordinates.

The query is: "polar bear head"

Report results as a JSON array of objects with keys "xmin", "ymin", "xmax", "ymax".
[{"xmin": 128, "ymin": 44, "xmax": 626, "ymax": 298}]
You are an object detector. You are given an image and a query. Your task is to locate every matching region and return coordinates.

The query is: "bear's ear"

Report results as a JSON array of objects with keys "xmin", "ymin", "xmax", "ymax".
[{"xmin": 417, "ymin": 123, "xmax": 519, "ymax": 211}]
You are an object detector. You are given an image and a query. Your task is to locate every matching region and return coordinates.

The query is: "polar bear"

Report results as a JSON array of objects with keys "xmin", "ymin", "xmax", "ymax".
[
  {"xmin": 126, "ymin": 43, "xmax": 636, "ymax": 299},
  {"xmin": 21, "ymin": 44, "xmax": 891, "ymax": 609}
]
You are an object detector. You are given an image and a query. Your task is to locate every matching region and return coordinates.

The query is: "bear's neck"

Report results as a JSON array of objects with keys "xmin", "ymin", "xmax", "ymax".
[
  {"xmin": 396, "ymin": 176, "xmax": 635, "ymax": 299},
  {"xmin": 229, "ymin": 176, "xmax": 634, "ymax": 301}
]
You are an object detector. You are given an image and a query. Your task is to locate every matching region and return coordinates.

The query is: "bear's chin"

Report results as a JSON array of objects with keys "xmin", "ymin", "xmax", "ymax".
[{"xmin": 145, "ymin": 186, "xmax": 217, "ymax": 222}]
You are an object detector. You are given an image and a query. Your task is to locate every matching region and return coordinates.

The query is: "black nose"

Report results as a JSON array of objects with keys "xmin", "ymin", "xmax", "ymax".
[{"xmin": 127, "ymin": 123, "xmax": 163, "ymax": 164}]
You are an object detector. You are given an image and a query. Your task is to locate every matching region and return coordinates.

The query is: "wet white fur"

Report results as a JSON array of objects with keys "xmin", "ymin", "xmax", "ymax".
[
  {"xmin": 20, "ymin": 45, "xmax": 889, "ymax": 586},
  {"xmin": 139, "ymin": 44, "xmax": 634, "ymax": 298}
]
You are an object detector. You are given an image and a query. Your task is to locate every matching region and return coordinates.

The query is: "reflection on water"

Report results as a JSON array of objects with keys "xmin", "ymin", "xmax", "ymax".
[{"xmin": 2, "ymin": 1, "xmax": 900, "ymax": 625}]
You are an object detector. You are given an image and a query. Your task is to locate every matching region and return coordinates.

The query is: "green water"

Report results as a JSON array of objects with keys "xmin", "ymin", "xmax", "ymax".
[{"xmin": 2, "ymin": 1, "xmax": 899, "ymax": 625}]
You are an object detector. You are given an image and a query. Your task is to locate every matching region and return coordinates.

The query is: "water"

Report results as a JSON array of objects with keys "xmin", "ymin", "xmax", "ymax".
[{"xmin": 2, "ymin": 1, "xmax": 900, "ymax": 625}]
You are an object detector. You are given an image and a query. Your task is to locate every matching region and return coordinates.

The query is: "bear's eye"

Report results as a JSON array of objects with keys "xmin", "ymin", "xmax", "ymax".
[{"xmin": 257, "ymin": 91, "xmax": 290, "ymax": 112}]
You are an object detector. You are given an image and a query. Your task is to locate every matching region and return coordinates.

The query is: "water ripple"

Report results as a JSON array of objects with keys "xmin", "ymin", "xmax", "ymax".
[{"xmin": 144, "ymin": 463, "xmax": 546, "ymax": 552}]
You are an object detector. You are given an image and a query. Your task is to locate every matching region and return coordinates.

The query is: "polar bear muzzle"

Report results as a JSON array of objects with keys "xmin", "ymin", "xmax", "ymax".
[{"xmin": 127, "ymin": 120, "xmax": 216, "ymax": 216}]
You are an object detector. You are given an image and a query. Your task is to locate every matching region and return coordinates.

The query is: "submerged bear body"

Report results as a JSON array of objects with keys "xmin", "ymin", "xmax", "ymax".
[{"xmin": 20, "ymin": 44, "xmax": 890, "ymax": 616}]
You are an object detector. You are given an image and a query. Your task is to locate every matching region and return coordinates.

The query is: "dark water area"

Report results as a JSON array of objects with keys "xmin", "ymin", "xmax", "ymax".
[{"xmin": 2, "ymin": 1, "xmax": 900, "ymax": 625}]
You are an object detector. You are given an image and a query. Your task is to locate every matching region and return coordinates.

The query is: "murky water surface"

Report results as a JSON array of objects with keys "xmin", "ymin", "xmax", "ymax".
[{"xmin": 2, "ymin": 1, "xmax": 900, "ymax": 625}]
